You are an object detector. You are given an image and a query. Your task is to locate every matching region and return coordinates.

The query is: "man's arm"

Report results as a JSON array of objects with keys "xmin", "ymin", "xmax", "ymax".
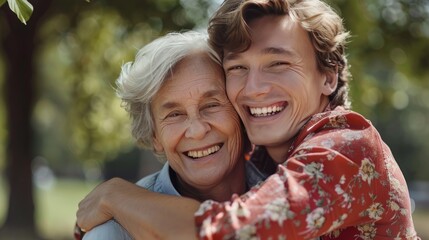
[{"xmin": 76, "ymin": 178, "xmax": 200, "ymax": 240}]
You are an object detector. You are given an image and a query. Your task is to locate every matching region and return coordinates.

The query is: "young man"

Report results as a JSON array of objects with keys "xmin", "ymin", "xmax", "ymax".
[{"xmin": 77, "ymin": 1, "xmax": 419, "ymax": 239}]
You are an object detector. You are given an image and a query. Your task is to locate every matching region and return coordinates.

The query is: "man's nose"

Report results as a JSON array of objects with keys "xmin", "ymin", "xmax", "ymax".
[
  {"xmin": 243, "ymin": 70, "xmax": 270, "ymax": 98},
  {"xmin": 185, "ymin": 117, "xmax": 211, "ymax": 140}
]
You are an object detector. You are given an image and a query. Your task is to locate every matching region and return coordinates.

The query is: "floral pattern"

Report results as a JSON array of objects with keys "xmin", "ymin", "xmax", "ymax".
[{"xmin": 195, "ymin": 107, "xmax": 419, "ymax": 239}]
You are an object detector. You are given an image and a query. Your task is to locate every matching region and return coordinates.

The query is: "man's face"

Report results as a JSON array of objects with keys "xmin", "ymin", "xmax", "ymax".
[{"xmin": 223, "ymin": 15, "xmax": 334, "ymax": 162}]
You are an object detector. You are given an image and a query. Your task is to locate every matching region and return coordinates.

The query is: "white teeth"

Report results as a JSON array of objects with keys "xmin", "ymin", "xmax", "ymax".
[
  {"xmin": 187, "ymin": 145, "xmax": 221, "ymax": 158},
  {"xmin": 250, "ymin": 105, "xmax": 284, "ymax": 117}
]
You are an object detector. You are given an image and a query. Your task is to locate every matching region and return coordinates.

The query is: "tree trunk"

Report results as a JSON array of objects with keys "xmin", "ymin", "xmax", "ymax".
[{"xmin": 0, "ymin": 1, "xmax": 51, "ymax": 238}]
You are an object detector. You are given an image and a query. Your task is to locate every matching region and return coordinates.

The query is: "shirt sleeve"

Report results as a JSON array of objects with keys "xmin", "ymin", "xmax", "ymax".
[
  {"xmin": 195, "ymin": 121, "xmax": 388, "ymax": 239},
  {"xmin": 82, "ymin": 220, "xmax": 133, "ymax": 240}
]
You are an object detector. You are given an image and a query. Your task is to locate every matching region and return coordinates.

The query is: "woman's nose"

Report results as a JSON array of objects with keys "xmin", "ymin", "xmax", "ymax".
[{"xmin": 185, "ymin": 117, "xmax": 211, "ymax": 139}]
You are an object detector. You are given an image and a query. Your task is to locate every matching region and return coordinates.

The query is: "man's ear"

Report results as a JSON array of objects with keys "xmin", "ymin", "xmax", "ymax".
[
  {"xmin": 322, "ymin": 70, "xmax": 338, "ymax": 96},
  {"xmin": 153, "ymin": 135, "xmax": 164, "ymax": 153}
]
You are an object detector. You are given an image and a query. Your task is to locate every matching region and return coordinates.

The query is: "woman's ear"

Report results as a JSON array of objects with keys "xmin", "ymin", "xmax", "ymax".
[{"xmin": 322, "ymin": 69, "xmax": 338, "ymax": 96}]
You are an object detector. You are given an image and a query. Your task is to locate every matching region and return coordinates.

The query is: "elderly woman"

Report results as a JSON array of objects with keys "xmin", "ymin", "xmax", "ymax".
[{"xmin": 78, "ymin": 31, "xmax": 265, "ymax": 240}]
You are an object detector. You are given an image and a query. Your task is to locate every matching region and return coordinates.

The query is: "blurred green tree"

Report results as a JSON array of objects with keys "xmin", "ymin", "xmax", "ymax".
[{"xmin": 1, "ymin": 1, "xmax": 50, "ymax": 237}]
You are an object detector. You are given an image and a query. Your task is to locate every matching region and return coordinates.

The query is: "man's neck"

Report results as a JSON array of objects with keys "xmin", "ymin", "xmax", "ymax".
[{"xmin": 265, "ymin": 141, "xmax": 293, "ymax": 164}]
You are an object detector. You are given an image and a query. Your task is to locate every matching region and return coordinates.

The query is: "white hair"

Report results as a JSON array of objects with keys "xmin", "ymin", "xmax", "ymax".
[{"xmin": 116, "ymin": 31, "xmax": 221, "ymax": 158}]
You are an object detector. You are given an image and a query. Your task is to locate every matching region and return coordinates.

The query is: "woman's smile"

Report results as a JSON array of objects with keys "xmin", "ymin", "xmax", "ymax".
[{"xmin": 185, "ymin": 143, "xmax": 223, "ymax": 159}]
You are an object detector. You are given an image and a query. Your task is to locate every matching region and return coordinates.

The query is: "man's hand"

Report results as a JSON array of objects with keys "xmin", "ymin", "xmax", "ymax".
[
  {"xmin": 75, "ymin": 177, "xmax": 200, "ymax": 239},
  {"xmin": 76, "ymin": 178, "xmax": 130, "ymax": 231}
]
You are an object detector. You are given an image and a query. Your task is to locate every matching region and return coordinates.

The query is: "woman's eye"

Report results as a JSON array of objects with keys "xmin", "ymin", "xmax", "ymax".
[
  {"xmin": 165, "ymin": 112, "xmax": 183, "ymax": 119},
  {"xmin": 204, "ymin": 103, "xmax": 220, "ymax": 110}
]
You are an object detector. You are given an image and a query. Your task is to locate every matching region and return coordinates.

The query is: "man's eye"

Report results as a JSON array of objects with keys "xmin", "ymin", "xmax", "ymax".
[
  {"xmin": 271, "ymin": 62, "xmax": 290, "ymax": 67},
  {"xmin": 225, "ymin": 65, "xmax": 247, "ymax": 76},
  {"xmin": 226, "ymin": 65, "xmax": 246, "ymax": 71}
]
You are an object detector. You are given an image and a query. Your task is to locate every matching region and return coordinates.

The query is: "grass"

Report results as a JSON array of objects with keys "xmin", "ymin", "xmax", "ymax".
[
  {"xmin": 0, "ymin": 178, "xmax": 428, "ymax": 239},
  {"xmin": 413, "ymin": 208, "xmax": 429, "ymax": 239},
  {"xmin": 0, "ymin": 178, "xmax": 98, "ymax": 240}
]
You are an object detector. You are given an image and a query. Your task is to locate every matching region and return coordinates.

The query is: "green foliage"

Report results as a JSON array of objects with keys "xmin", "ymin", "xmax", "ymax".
[
  {"xmin": 0, "ymin": 0, "xmax": 33, "ymax": 24},
  {"xmin": 35, "ymin": 10, "xmax": 148, "ymax": 166}
]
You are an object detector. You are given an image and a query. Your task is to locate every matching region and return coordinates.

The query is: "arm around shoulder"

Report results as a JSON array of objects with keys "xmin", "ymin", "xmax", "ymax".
[{"xmin": 77, "ymin": 177, "xmax": 200, "ymax": 240}]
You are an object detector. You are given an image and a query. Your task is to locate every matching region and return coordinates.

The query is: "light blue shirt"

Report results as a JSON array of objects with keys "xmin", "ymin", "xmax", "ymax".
[{"xmin": 83, "ymin": 161, "xmax": 266, "ymax": 240}]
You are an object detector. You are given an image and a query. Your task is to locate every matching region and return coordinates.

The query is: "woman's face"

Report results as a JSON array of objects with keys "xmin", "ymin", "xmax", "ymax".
[{"xmin": 151, "ymin": 53, "xmax": 244, "ymax": 190}]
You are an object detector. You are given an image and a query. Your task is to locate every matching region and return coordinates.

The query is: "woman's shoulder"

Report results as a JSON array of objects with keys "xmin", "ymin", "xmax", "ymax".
[
  {"xmin": 135, "ymin": 163, "xmax": 180, "ymax": 196},
  {"xmin": 135, "ymin": 171, "xmax": 161, "ymax": 191}
]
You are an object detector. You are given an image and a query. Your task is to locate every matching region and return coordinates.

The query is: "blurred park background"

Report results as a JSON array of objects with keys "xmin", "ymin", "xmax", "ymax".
[{"xmin": 0, "ymin": 0, "xmax": 428, "ymax": 239}]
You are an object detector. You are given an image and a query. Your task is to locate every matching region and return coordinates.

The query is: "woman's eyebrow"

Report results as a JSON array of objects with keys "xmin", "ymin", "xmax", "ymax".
[
  {"xmin": 202, "ymin": 89, "xmax": 224, "ymax": 99},
  {"xmin": 160, "ymin": 101, "xmax": 179, "ymax": 111},
  {"xmin": 159, "ymin": 89, "xmax": 224, "ymax": 110}
]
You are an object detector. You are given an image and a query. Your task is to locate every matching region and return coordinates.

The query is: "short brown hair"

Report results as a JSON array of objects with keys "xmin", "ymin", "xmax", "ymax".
[{"xmin": 208, "ymin": 0, "xmax": 351, "ymax": 109}]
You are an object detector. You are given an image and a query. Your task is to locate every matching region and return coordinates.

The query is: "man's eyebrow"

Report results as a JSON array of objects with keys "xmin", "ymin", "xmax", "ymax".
[
  {"xmin": 223, "ymin": 52, "xmax": 240, "ymax": 62},
  {"xmin": 224, "ymin": 47, "xmax": 297, "ymax": 62},
  {"xmin": 262, "ymin": 47, "xmax": 297, "ymax": 57}
]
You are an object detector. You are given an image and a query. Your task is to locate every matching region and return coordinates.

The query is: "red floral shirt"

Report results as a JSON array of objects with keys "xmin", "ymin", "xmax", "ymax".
[{"xmin": 195, "ymin": 107, "xmax": 419, "ymax": 240}]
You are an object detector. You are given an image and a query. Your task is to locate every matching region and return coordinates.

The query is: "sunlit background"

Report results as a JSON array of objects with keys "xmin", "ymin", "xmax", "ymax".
[{"xmin": 1, "ymin": 0, "xmax": 428, "ymax": 239}]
